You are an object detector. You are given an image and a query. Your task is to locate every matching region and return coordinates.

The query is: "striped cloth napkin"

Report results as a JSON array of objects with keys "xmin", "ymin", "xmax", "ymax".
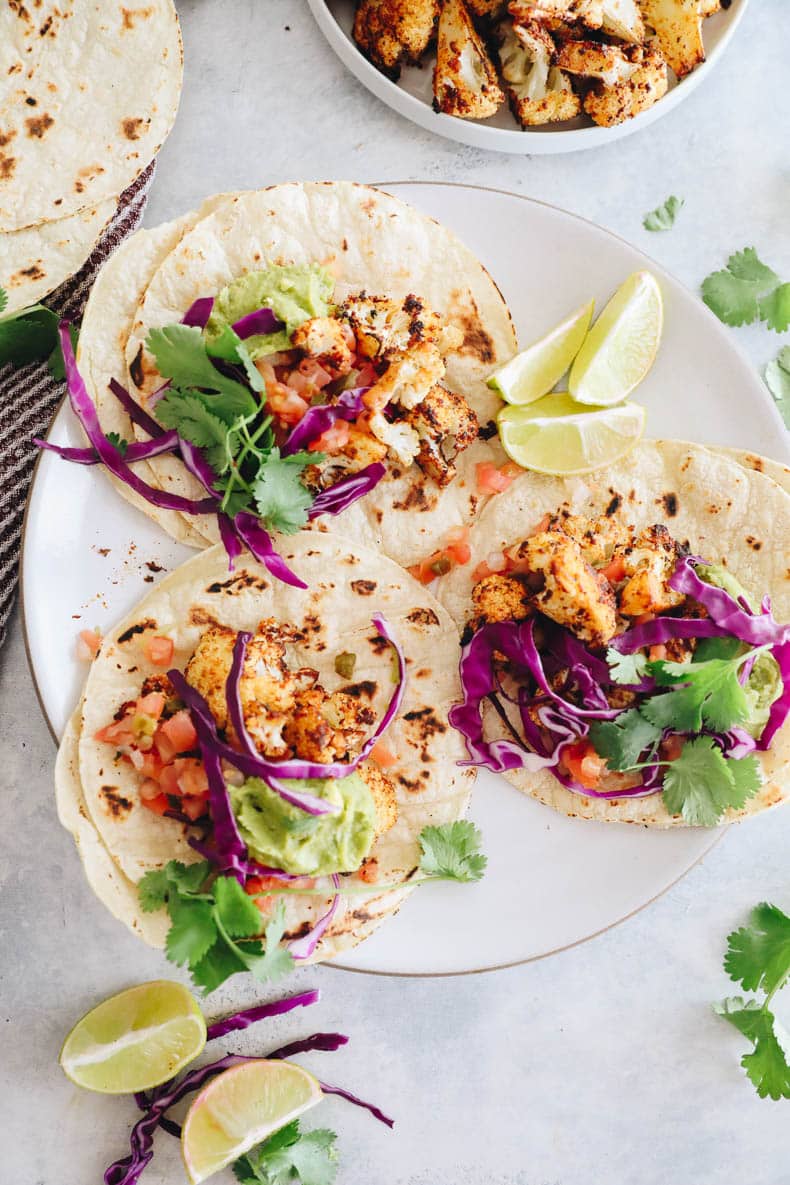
[{"xmin": 0, "ymin": 161, "xmax": 156, "ymax": 648}]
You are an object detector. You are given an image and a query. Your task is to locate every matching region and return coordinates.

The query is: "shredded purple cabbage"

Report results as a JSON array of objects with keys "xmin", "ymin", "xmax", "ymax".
[
  {"xmin": 108, "ymin": 378, "xmax": 165, "ymax": 439},
  {"xmin": 55, "ymin": 323, "xmax": 218, "ymax": 516},
  {"xmin": 232, "ymin": 306, "xmax": 284, "ymax": 339},
  {"xmin": 757, "ymin": 639, "xmax": 790, "ymax": 749},
  {"xmin": 289, "ymin": 875, "xmax": 340, "ymax": 960},
  {"xmin": 318, "ymin": 1081, "xmax": 394, "ymax": 1129},
  {"xmin": 33, "ymin": 433, "xmax": 180, "ymax": 466},
  {"xmin": 282, "ymin": 387, "xmax": 368, "ymax": 456},
  {"xmin": 166, "ymin": 668, "xmax": 250, "ymax": 879},
  {"xmin": 308, "ymin": 462, "xmax": 386, "ymax": 519},
  {"xmin": 181, "ymin": 297, "xmax": 215, "ymax": 329},
  {"xmin": 218, "ymin": 513, "xmax": 243, "ymax": 571},
  {"xmin": 233, "ymin": 512, "xmax": 308, "ymax": 589},
  {"xmin": 205, "ymin": 989, "xmax": 319, "ymax": 1041}
]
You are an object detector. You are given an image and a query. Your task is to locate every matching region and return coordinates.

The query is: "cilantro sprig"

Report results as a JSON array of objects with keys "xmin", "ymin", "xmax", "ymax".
[
  {"xmin": 643, "ymin": 195, "xmax": 684, "ymax": 232},
  {"xmin": 234, "ymin": 1121, "xmax": 338, "ymax": 1185},
  {"xmin": 148, "ymin": 323, "xmax": 319, "ymax": 533},
  {"xmin": 715, "ymin": 903, "xmax": 790, "ymax": 1099},
  {"xmin": 588, "ymin": 645, "xmax": 765, "ymax": 826},
  {"xmin": 702, "ymin": 248, "xmax": 790, "ymax": 332},
  {"xmin": 0, "ymin": 285, "xmax": 77, "ymax": 376},
  {"xmin": 764, "ymin": 345, "xmax": 790, "ymax": 428},
  {"xmin": 138, "ymin": 860, "xmax": 294, "ymax": 994}
]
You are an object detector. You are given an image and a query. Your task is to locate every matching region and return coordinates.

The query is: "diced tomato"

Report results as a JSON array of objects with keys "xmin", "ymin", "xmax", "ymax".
[
  {"xmin": 267, "ymin": 387, "xmax": 310, "ymax": 426},
  {"xmin": 648, "ymin": 644, "xmax": 668, "ymax": 662},
  {"xmin": 94, "ymin": 717, "xmax": 136, "ymax": 747},
  {"xmin": 357, "ymin": 859, "xmax": 379, "ymax": 885},
  {"xmin": 285, "ymin": 368, "xmax": 313, "ymax": 395},
  {"xmin": 308, "ymin": 421, "xmax": 350, "ymax": 455},
  {"xmin": 76, "ymin": 629, "xmax": 102, "ymax": 662},
  {"xmin": 445, "ymin": 525, "xmax": 471, "ymax": 566},
  {"xmin": 176, "ymin": 758, "xmax": 209, "ymax": 797},
  {"xmin": 135, "ymin": 692, "xmax": 166, "ymax": 720},
  {"xmin": 154, "ymin": 710, "xmax": 198, "ymax": 762},
  {"xmin": 370, "ymin": 740, "xmax": 398, "ymax": 768},
  {"xmin": 662, "ymin": 735, "xmax": 685, "ymax": 762},
  {"xmin": 601, "ymin": 555, "xmax": 627, "ymax": 584},
  {"xmin": 563, "ymin": 740, "xmax": 607, "ymax": 790},
  {"xmin": 476, "ymin": 462, "xmax": 517, "ymax": 495},
  {"xmin": 298, "ymin": 358, "xmax": 333, "ymax": 389},
  {"xmin": 180, "ymin": 796, "xmax": 209, "ymax": 821},
  {"xmin": 408, "ymin": 552, "xmax": 448, "ymax": 585},
  {"xmin": 139, "ymin": 777, "xmax": 163, "ymax": 802},
  {"xmin": 141, "ymin": 792, "xmax": 171, "ymax": 816},
  {"xmin": 354, "ymin": 362, "xmax": 378, "ymax": 388},
  {"xmin": 135, "ymin": 750, "xmax": 164, "ymax": 780},
  {"xmin": 245, "ymin": 875, "xmax": 289, "ymax": 895},
  {"xmin": 144, "ymin": 636, "xmax": 174, "ymax": 667},
  {"xmin": 159, "ymin": 763, "xmax": 182, "ymax": 797}
]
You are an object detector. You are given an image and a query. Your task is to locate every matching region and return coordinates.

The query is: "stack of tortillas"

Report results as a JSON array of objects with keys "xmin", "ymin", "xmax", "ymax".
[{"xmin": 0, "ymin": 0, "xmax": 183, "ymax": 312}]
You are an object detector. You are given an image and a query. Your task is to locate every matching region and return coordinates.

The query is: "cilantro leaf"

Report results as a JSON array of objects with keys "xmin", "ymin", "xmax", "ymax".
[
  {"xmin": 191, "ymin": 939, "xmax": 249, "ymax": 995},
  {"xmin": 213, "ymin": 875, "xmax": 265, "ymax": 939},
  {"xmin": 661, "ymin": 737, "xmax": 758, "ymax": 826},
  {"xmin": 644, "ymin": 656, "xmax": 751, "ymax": 733},
  {"xmin": 588, "ymin": 709, "xmax": 662, "ymax": 771},
  {"xmin": 764, "ymin": 346, "xmax": 790, "ymax": 428},
  {"xmin": 0, "ymin": 286, "xmax": 7, "ymax": 315},
  {"xmin": 418, "ymin": 820, "xmax": 487, "ymax": 883},
  {"xmin": 693, "ymin": 636, "xmax": 743, "ymax": 664},
  {"xmin": 605, "ymin": 648, "xmax": 648, "ymax": 686},
  {"xmin": 643, "ymin": 195, "xmax": 683, "ymax": 232},
  {"xmin": 702, "ymin": 269, "xmax": 759, "ymax": 327},
  {"xmin": 726, "ymin": 248, "xmax": 778, "ymax": 286},
  {"xmin": 106, "ymin": 431, "xmax": 129, "ymax": 457},
  {"xmin": 138, "ymin": 868, "xmax": 170, "ymax": 913},
  {"xmin": 165, "ymin": 898, "xmax": 218, "ymax": 967},
  {"xmin": 715, "ymin": 999, "xmax": 790, "ymax": 1100},
  {"xmin": 166, "ymin": 859, "xmax": 212, "ymax": 894},
  {"xmin": 758, "ymin": 283, "xmax": 790, "ymax": 333},
  {"xmin": 724, "ymin": 903, "xmax": 790, "ymax": 995},
  {"xmin": 146, "ymin": 324, "xmax": 257, "ymax": 421},
  {"xmin": 252, "ymin": 449, "xmax": 316, "ymax": 535},
  {"xmin": 156, "ymin": 389, "xmax": 237, "ymax": 473},
  {"xmin": 237, "ymin": 902, "xmax": 295, "ymax": 985},
  {"xmin": 0, "ymin": 302, "xmax": 60, "ymax": 367},
  {"xmin": 234, "ymin": 1123, "xmax": 339, "ymax": 1185}
]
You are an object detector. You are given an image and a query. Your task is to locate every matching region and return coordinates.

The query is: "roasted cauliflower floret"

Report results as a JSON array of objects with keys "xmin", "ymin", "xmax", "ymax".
[
  {"xmin": 546, "ymin": 513, "xmax": 631, "ymax": 566},
  {"xmin": 582, "ymin": 43, "xmax": 667, "ymax": 127},
  {"xmin": 466, "ymin": 0, "xmax": 508, "ymax": 16},
  {"xmin": 185, "ymin": 623, "xmax": 295, "ymax": 735},
  {"xmin": 405, "ymin": 383, "xmax": 479, "ymax": 486},
  {"xmin": 291, "ymin": 317, "xmax": 353, "ymax": 377},
  {"xmin": 511, "ymin": 531, "xmax": 618, "ymax": 645},
  {"xmin": 617, "ymin": 524, "xmax": 685, "ymax": 617},
  {"xmin": 367, "ymin": 412, "xmax": 421, "ymax": 466},
  {"xmin": 509, "ymin": 0, "xmax": 644, "ymax": 40},
  {"xmin": 497, "ymin": 21, "xmax": 580, "ymax": 126},
  {"xmin": 555, "ymin": 39, "xmax": 642, "ymax": 84},
  {"xmin": 338, "ymin": 293, "xmax": 462, "ymax": 361},
  {"xmin": 357, "ymin": 760, "xmax": 399, "ymax": 840},
  {"xmin": 282, "ymin": 688, "xmax": 373, "ymax": 764},
  {"xmin": 363, "ymin": 342, "xmax": 448, "ymax": 414},
  {"xmin": 471, "ymin": 572, "xmax": 532, "ymax": 628},
  {"xmin": 353, "ymin": 0, "xmax": 440, "ymax": 76},
  {"xmin": 336, "ymin": 424, "xmax": 390, "ymax": 471},
  {"xmin": 639, "ymin": 0, "xmax": 705, "ymax": 78},
  {"xmin": 433, "ymin": 0, "xmax": 505, "ymax": 120}
]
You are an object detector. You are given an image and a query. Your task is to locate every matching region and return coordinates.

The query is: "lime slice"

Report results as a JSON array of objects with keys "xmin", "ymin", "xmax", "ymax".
[
  {"xmin": 181, "ymin": 1060, "xmax": 323, "ymax": 1184},
  {"xmin": 497, "ymin": 393, "xmax": 646, "ymax": 475},
  {"xmin": 60, "ymin": 980, "xmax": 206, "ymax": 1095},
  {"xmin": 488, "ymin": 299, "xmax": 594, "ymax": 405},
  {"xmin": 569, "ymin": 271, "xmax": 663, "ymax": 406}
]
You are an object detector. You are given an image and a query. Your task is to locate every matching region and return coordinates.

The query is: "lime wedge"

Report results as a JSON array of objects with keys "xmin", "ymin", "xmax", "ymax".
[
  {"xmin": 569, "ymin": 271, "xmax": 663, "ymax": 406},
  {"xmin": 60, "ymin": 980, "xmax": 206, "ymax": 1094},
  {"xmin": 488, "ymin": 299, "xmax": 594, "ymax": 405},
  {"xmin": 181, "ymin": 1060, "xmax": 323, "ymax": 1184},
  {"xmin": 497, "ymin": 394, "xmax": 645, "ymax": 475}
]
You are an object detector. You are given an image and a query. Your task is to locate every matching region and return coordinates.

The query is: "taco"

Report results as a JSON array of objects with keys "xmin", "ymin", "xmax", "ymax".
[
  {"xmin": 56, "ymin": 530, "xmax": 474, "ymax": 973},
  {"xmin": 436, "ymin": 441, "xmax": 790, "ymax": 827},
  {"xmin": 49, "ymin": 182, "xmax": 516, "ymax": 581}
]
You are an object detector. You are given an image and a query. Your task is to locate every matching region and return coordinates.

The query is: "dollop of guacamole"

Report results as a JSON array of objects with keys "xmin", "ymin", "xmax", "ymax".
[
  {"xmin": 696, "ymin": 562, "xmax": 754, "ymax": 610},
  {"xmin": 206, "ymin": 263, "xmax": 334, "ymax": 359},
  {"xmin": 696, "ymin": 564, "xmax": 781, "ymax": 736},
  {"xmin": 231, "ymin": 772, "xmax": 377, "ymax": 876}
]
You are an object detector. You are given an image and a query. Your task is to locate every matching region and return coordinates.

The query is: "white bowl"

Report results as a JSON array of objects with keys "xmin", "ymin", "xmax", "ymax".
[{"xmin": 309, "ymin": 0, "xmax": 749, "ymax": 154}]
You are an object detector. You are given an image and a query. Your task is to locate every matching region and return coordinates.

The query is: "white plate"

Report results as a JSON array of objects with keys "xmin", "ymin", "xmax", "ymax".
[
  {"xmin": 309, "ymin": 0, "xmax": 748, "ymax": 154},
  {"xmin": 23, "ymin": 183, "xmax": 788, "ymax": 976}
]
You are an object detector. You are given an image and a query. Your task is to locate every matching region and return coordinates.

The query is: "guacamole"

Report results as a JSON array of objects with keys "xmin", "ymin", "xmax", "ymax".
[
  {"xmin": 231, "ymin": 772, "xmax": 377, "ymax": 876},
  {"xmin": 697, "ymin": 562, "xmax": 753, "ymax": 611},
  {"xmin": 206, "ymin": 263, "xmax": 334, "ymax": 360}
]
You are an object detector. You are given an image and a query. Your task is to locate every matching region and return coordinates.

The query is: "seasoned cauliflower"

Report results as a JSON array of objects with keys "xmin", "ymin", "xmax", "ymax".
[
  {"xmin": 338, "ymin": 293, "xmax": 462, "ymax": 361},
  {"xmin": 639, "ymin": 0, "xmax": 705, "ymax": 78},
  {"xmin": 290, "ymin": 317, "xmax": 353, "ymax": 377},
  {"xmin": 582, "ymin": 43, "xmax": 667, "ymax": 127},
  {"xmin": 509, "ymin": 0, "xmax": 644, "ymax": 40},
  {"xmin": 616, "ymin": 524, "xmax": 686, "ymax": 617},
  {"xmin": 466, "ymin": 0, "xmax": 508, "ymax": 16},
  {"xmin": 471, "ymin": 572, "xmax": 532, "ymax": 628},
  {"xmin": 509, "ymin": 531, "xmax": 618, "ymax": 645},
  {"xmin": 353, "ymin": 0, "xmax": 439, "ymax": 76},
  {"xmin": 406, "ymin": 383, "xmax": 479, "ymax": 486},
  {"xmin": 555, "ymin": 39, "xmax": 642, "ymax": 84},
  {"xmin": 363, "ymin": 342, "xmax": 448, "ymax": 415},
  {"xmin": 546, "ymin": 513, "xmax": 631, "ymax": 566},
  {"xmin": 433, "ymin": 0, "xmax": 506, "ymax": 120},
  {"xmin": 497, "ymin": 20, "xmax": 580, "ymax": 126}
]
